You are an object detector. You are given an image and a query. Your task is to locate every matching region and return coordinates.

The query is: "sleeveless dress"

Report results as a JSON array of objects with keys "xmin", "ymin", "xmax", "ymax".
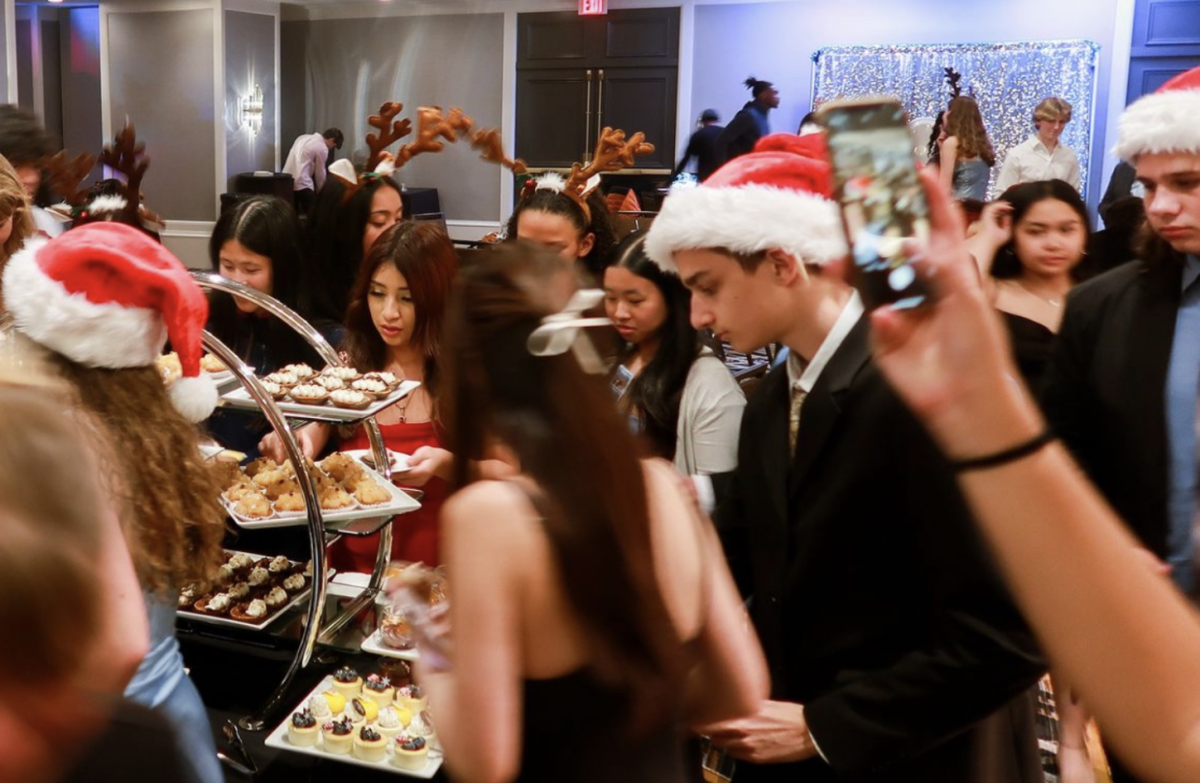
[
  {"xmin": 952, "ymin": 159, "xmax": 990, "ymax": 201},
  {"xmin": 124, "ymin": 592, "xmax": 221, "ymax": 783},
  {"xmin": 329, "ymin": 420, "xmax": 448, "ymax": 572}
]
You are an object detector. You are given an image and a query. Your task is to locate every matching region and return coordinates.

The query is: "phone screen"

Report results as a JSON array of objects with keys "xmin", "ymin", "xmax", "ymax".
[{"xmin": 821, "ymin": 100, "xmax": 929, "ymax": 310}]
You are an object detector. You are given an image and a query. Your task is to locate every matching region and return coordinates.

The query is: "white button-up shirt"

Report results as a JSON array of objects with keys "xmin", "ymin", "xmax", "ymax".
[
  {"xmin": 282, "ymin": 132, "xmax": 330, "ymax": 192},
  {"xmin": 992, "ymin": 135, "xmax": 1081, "ymax": 197}
]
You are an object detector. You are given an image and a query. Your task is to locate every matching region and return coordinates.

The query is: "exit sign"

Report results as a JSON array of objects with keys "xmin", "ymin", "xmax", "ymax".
[{"xmin": 579, "ymin": 0, "xmax": 607, "ymax": 14}]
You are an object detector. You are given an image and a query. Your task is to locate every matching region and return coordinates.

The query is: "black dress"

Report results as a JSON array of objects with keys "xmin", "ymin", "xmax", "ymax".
[{"xmin": 1002, "ymin": 311, "xmax": 1055, "ymax": 394}]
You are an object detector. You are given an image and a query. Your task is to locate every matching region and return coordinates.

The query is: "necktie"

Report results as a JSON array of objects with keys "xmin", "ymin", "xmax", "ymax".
[{"xmin": 789, "ymin": 381, "xmax": 807, "ymax": 455}]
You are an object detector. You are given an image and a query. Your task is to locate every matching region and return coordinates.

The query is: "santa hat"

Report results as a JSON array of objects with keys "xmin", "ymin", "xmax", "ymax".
[
  {"xmin": 645, "ymin": 132, "xmax": 846, "ymax": 272},
  {"xmin": 1114, "ymin": 65, "xmax": 1200, "ymax": 161},
  {"xmin": 3, "ymin": 222, "xmax": 217, "ymax": 422}
]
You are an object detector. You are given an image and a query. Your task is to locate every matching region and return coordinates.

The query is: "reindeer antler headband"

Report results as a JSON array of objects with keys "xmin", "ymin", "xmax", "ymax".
[
  {"xmin": 42, "ymin": 122, "xmax": 163, "ymax": 229},
  {"xmin": 524, "ymin": 127, "xmax": 655, "ymax": 221},
  {"xmin": 332, "ymin": 101, "xmax": 527, "ymax": 200}
]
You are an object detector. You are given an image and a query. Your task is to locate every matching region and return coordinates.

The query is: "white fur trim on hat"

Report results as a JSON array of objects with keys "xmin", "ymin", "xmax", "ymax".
[
  {"xmin": 644, "ymin": 184, "xmax": 847, "ymax": 273},
  {"xmin": 1114, "ymin": 90, "xmax": 1200, "ymax": 161},
  {"xmin": 2, "ymin": 238, "xmax": 167, "ymax": 368},
  {"xmin": 168, "ymin": 374, "xmax": 219, "ymax": 423}
]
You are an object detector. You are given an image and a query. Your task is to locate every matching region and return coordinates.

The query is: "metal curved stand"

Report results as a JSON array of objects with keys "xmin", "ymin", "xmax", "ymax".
[{"xmin": 191, "ymin": 273, "xmax": 395, "ymax": 730}]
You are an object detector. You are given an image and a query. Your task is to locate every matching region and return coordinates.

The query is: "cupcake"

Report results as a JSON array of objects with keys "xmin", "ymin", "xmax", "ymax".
[
  {"xmin": 286, "ymin": 708, "xmax": 319, "ymax": 747},
  {"xmin": 348, "ymin": 696, "xmax": 378, "ymax": 725},
  {"xmin": 351, "ymin": 378, "xmax": 389, "ymax": 399},
  {"xmin": 307, "ymin": 693, "xmax": 333, "ymax": 721},
  {"xmin": 397, "ymin": 684, "xmax": 427, "ymax": 714},
  {"xmin": 353, "ymin": 725, "xmax": 387, "ymax": 762},
  {"xmin": 321, "ymin": 716, "xmax": 354, "ymax": 755},
  {"xmin": 361, "ymin": 674, "xmax": 394, "ymax": 707},
  {"xmin": 376, "ymin": 706, "xmax": 405, "ymax": 740},
  {"xmin": 409, "ymin": 709, "xmax": 436, "ymax": 746},
  {"xmin": 329, "ymin": 389, "xmax": 371, "ymax": 410},
  {"xmin": 331, "ymin": 667, "xmax": 362, "ymax": 698},
  {"xmin": 392, "ymin": 735, "xmax": 428, "ymax": 771},
  {"xmin": 289, "ymin": 384, "xmax": 329, "ymax": 406},
  {"xmin": 319, "ymin": 689, "xmax": 346, "ymax": 715}
]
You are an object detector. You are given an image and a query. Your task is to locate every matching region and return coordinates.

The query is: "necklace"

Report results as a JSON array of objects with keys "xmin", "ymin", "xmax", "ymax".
[{"xmin": 1012, "ymin": 280, "xmax": 1064, "ymax": 308}]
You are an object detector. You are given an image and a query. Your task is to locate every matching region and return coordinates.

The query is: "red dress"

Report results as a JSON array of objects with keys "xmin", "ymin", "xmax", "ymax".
[{"xmin": 328, "ymin": 420, "xmax": 448, "ymax": 573}]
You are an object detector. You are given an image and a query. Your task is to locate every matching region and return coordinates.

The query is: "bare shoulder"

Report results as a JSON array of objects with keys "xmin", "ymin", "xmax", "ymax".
[{"xmin": 440, "ymin": 480, "xmax": 542, "ymax": 550}]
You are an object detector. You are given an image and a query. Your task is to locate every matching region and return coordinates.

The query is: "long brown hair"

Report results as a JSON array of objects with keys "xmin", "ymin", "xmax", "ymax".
[
  {"xmin": 0, "ymin": 154, "xmax": 36, "ymax": 261},
  {"xmin": 49, "ymin": 355, "xmax": 226, "ymax": 592},
  {"xmin": 443, "ymin": 242, "xmax": 684, "ymax": 732},
  {"xmin": 342, "ymin": 221, "xmax": 458, "ymax": 418},
  {"xmin": 945, "ymin": 96, "xmax": 996, "ymax": 167}
]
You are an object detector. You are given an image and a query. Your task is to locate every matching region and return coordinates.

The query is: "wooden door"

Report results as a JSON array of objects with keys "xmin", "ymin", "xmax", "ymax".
[
  {"xmin": 595, "ymin": 66, "xmax": 676, "ymax": 170},
  {"xmin": 515, "ymin": 68, "xmax": 592, "ymax": 169}
]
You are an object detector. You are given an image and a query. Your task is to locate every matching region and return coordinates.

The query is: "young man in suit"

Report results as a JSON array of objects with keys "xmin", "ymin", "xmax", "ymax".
[
  {"xmin": 1041, "ymin": 65, "xmax": 1200, "ymax": 783},
  {"xmin": 644, "ymin": 133, "xmax": 1045, "ymax": 782}
]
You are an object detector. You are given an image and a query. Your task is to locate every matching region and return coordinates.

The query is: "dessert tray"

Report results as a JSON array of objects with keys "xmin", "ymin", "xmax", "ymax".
[
  {"xmin": 264, "ymin": 675, "xmax": 443, "ymax": 777},
  {"xmin": 220, "ymin": 380, "xmax": 420, "ymax": 422},
  {"xmin": 361, "ymin": 629, "xmax": 421, "ymax": 661},
  {"xmin": 176, "ymin": 550, "xmax": 331, "ymax": 630},
  {"xmin": 217, "ymin": 454, "xmax": 422, "ymax": 529},
  {"xmin": 342, "ymin": 448, "xmax": 412, "ymax": 475}
]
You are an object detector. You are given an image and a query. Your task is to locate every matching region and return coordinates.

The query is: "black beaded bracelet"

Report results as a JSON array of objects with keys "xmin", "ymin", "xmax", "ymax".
[{"xmin": 950, "ymin": 430, "xmax": 1055, "ymax": 472}]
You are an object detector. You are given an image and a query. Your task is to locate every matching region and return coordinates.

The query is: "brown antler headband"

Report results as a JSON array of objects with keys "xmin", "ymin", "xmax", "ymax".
[{"xmin": 527, "ymin": 127, "xmax": 655, "ymax": 221}]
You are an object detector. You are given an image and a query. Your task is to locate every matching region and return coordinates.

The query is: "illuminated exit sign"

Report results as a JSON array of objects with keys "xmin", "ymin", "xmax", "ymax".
[{"xmin": 579, "ymin": 0, "xmax": 607, "ymax": 14}]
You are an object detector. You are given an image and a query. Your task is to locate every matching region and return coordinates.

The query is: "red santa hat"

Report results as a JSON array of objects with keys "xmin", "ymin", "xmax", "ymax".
[
  {"xmin": 1114, "ymin": 64, "xmax": 1200, "ymax": 161},
  {"xmin": 645, "ymin": 132, "xmax": 846, "ymax": 273},
  {"xmin": 2, "ymin": 222, "xmax": 217, "ymax": 422}
]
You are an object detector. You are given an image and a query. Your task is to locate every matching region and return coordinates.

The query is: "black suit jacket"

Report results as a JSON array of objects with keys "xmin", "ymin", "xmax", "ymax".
[
  {"xmin": 1041, "ymin": 259, "xmax": 1182, "ymax": 556},
  {"xmin": 716, "ymin": 319, "xmax": 1044, "ymax": 783}
]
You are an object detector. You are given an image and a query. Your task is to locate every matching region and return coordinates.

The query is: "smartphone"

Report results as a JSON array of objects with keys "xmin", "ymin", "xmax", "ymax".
[{"xmin": 818, "ymin": 97, "xmax": 930, "ymax": 310}]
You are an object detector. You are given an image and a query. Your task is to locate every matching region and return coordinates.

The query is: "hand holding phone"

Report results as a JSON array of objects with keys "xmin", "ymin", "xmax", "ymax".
[{"xmin": 819, "ymin": 98, "xmax": 931, "ymax": 310}]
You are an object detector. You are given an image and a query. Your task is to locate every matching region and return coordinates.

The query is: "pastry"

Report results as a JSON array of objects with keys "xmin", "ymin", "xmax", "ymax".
[
  {"xmin": 156, "ymin": 352, "xmax": 182, "ymax": 385},
  {"xmin": 391, "ymin": 735, "xmax": 428, "ymax": 771},
  {"xmin": 319, "ymin": 486, "xmax": 355, "ymax": 511},
  {"xmin": 253, "ymin": 469, "xmax": 298, "ymax": 500},
  {"xmin": 319, "ymin": 689, "xmax": 346, "ymax": 715},
  {"xmin": 322, "ymin": 365, "xmax": 361, "ymax": 382},
  {"xmin": 307, "ymin": 693, "xmax": 333, "ymax": 721},
  {"xmin": 196, "ymin": 592, "xmax": 231, "ymax": 615},
  {"xmin": 329, "ymin": 389, "xmax": 371, "ymax": 410},
  {"xmin": 230, "ymin": 598, "xmax": 268, "ymax": 622},
  {"xmin": 376, "ymin": 706, "xmax": 405, "ymax": 740},
  {"xmin": 228, "ymin": 553, "xmax": 256, "ymax": 571},
  {"xmin": 267, "ymin": 555, "xmax": 292, "ymax": 574},
  {"xmin": 224, "ymin": 477, "xmax": 258, "ymax": 502},
  {"xmin": 244, "ymin": 457, "xmax": 277, "ymax": 478},
  {"xmin": 397, "ymin": 684, "xmax": 427, "ymax": 714},
  {"xmin": 273, "ymin": 490, "xmax": 305, "ymax": 513},
  {"xmin": 288, "ymin": 384, "xmax": 329, "ymax": 405},
  {"xmin": 264, "ymin": 586, "xmax": 289, "ymax": 609},
  {"xmin": 321, "ymin": 716, "xmax": 354, "ymax": 755},
  {"xmin": 259, "ymin": 380, "xmax": 287, "ymax": 400},
  {"xmin": 247, "ymin": 567, "xmax": 271, "ymax": 588},
  {"xmin": 351, "ymin": 696, "xmax": 378, "ymax": 724},
  {"xmin": 319, "ymin": 453, "xmax": 357, "ymax": 482},
  {"xmin": 227, "ymin": 581, "xmax": 251, "ymax": 601},
  {"xmin": 380, "ymin": 610, "xmax": 413, "ymax": 650},
  {"xmin": 314, "ymin": 375, "xmax": 345, "ymax": 391},
  {"xmin": 391, "ymin": 703, "xmax": 413, "ymax": 729},
  {"xmin": 200, "ymin": 353, "xmax": 227, "ymax": 373},
  {"xmin": 234, "ymin": 492, "xmax": 272, "ymax": 519},
  {"xmin": 177, "ymin": 585, "xmax": 197, "ymax": 608},
  {"xmin": 282, "ymin": 363, "xmax": 316, "ymax": 381},
  {"xmin": 214, "ymin": 563, "xmax": 236, "ymax": 585},
  {"xmin": 282, "ymin": 572, "xmax": 307, "ymax": 593},
  {"xmin": 263, "ymin": 370, "xmax": 298, "ymax": 388},
  {"xmin": 354, "ymin": 479, "xmax": 392, "ymax": 506},
  {"xmin": 351, "ymin": 378, "xmax": 389, "ymax": 399},
  {"xmin": 339, "ymin": 467, "xmax": 371, "ymax": 492},
  {"xmin": 361, "ymin": 674, "xmax": 394, "ymax": 707},
  {"xmin": 352, "ymin": 725, "xmax": 387, "ymax": 762},
  {"xmin": 286, "ymin": 708, "xmax": 319, "ymax": 747},
  {"xmin": 364, "ymin": 371, "xmax": 400, "ymax": 389},
  {"xmin": 331, "ymin": 667, "xmax": 362, "ymax": 698}
]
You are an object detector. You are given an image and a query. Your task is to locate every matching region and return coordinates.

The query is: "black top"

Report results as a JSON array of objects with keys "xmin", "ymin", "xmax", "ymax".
[
  {"xmin": 674, "ymin": 124, "xmax": 725, "ymax": 182},
  {"xmin": 517, "ymin": 670, "xmax": 688, "ymax": 783},
  {"xmin": 1001, "ymin": 311, "xmax": 1055, "ymax": 394}
]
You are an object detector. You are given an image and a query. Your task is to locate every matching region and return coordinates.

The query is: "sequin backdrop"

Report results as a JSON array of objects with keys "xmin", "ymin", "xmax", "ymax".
[{"xmin": 813, "ymin": 40, "xmax": 1100, "ymax": 198}]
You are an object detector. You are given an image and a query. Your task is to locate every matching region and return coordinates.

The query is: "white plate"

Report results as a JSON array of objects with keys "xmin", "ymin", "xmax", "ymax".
[
  {"xmin": 176, "ymin": 550, "xmax": 332, "ymax": 631},
  {"xmin": 219, "ymin": 380, "xmax": 420, "ymax": 423},
  {"xmin": 361, "ymin": 628, "xmax": 421, "ymax": 661},
  {"xmin": 264, "ymin": 676, "xmax": 442, "ymax": 778},
  {"xmin": 223, "ymin": 460, "xmax": 422, "ymax": 529},
  {"xmin": 342, "ymin": 449, "xmax": 412, "ymax": 475}
]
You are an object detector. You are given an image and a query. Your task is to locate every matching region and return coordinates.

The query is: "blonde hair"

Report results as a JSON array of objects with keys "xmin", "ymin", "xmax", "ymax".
[
  {"xmin": 0, "ymin": 154, "xmax": 36, "ymax": 261},
  {"xmin": 0, "ymin": 365, "xmax": 103, "ymax": 680},
  {"xmin": 1033, "ymin": 97, "xmax": 1073, "ymax": 126}
]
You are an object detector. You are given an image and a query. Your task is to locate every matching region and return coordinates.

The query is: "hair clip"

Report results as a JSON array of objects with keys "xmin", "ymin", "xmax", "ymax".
[{"xmin": 526, "ymin": 289, "xmax": 611, "ymax": 374}]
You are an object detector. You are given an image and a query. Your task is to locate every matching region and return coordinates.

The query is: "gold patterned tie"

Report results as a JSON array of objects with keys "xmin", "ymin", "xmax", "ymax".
[{"xmin": 788, "ymin": 382, "xmax": 807, "ymax": 455}]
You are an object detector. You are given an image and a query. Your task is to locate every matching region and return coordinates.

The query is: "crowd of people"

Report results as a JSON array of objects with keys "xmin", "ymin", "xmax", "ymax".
[{"xmin": 1, "ymin": 58, "xmax": 1198, "ymax": 783}]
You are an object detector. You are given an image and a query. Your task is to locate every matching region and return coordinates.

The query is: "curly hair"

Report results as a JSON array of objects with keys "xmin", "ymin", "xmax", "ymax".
[
  {"xmin": 945, "ymin": 96, "xmax": 995, "ymax": 167},
  {"xmin": 505, "ymin": 186, "xmax": 616, "ymax": 282},
  {"xmin": 48, "ymin": 356, "xmax": 226, "ymax": 593}
]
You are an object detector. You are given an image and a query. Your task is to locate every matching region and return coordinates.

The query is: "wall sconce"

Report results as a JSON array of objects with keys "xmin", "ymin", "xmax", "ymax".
[{"xmin": 238, "ymin": 84, "xmax": 264, "ymax": 137}]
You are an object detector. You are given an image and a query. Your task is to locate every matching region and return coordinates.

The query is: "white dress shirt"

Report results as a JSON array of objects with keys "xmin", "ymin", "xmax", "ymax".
[
  {"xmin": 282, "ymin": 132, "xmax": 330, "ymax": 192},
  {"xmin": 993, "ymin": 135, "xmax": 1081, "ymax": 197}
]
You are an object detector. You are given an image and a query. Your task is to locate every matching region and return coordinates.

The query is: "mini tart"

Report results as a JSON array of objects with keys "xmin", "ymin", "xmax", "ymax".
[
  {"xmin": 351, "ymin": 378, "xmax": 389, "ymax": 399},
  {"xmin": 353, "ymin": 726, "xmax": 387, "ymax": 762},
  {"xmin": 282, "ymin": 363, "xmax": 316, "ymax": 381},
  {"xmin": 230, "ymin": 598, "xmax": 268, "ymax": 622},
  {"xmin": 289, "ymin": 384, "xmax": 329, "ymax": 405},
  {"xmin": 267, "ymin": 555, "xmax": 292, "ymax": 574},
  {"xmin": 322, "ymin": 366, "xmax": 361, "ymax": 382},
  {"xmin": 354, "ymin": 479, "xmax": 392, "ymax": 507},
  {"xmin": 282, "ymin": 572, "xmax": 307, "ymax": 593},
  {"xmin": 331, "ymin": 667, "xmax": 362, "ymax": 698},
  {"xmin": 314, "ymin": 375, "xmax": 345, "ymax": 391},
  {"xmin": 195, "ymin": 592, "xmax": 232, "ymax": 615},
  {"xmin": 200, "ymin": 353, "xmax": 227, "ymax": 373},
  {"xmin": 264, "ymin": 586, "xmax": 289, "ymax": 609},
  {"xmin": 363, "ymin": 371, "xmax": 400, "ymax": 389},
  {"xmin": 227, "ymin": 581, "xmax": 252, "ymax": 601},
  {"xmin": 321, "ymin": 717, "xmax": 354, "ymax": 755},
  {"xmin": 177, "ymin": 585, "xmax": 198, "ymax": 608},
  {"xmin": 263, "ymin": 371, "xmax": 299, "ymax": 388},
  {"xmin": 329, "ymin": 389, "xmax": 371, "ymax": 410},
  {"xmin": 247, "ymin": 567, "xmax": 271, "ymax": 588},
  {"xmin": 361, "ymin": 674, "xmax": 394, "ymax": 707},
  {"xmin": 258, "ymin": 380, "xmax": 286, "ymax": 401},
  {"xmin": 287, "ymin": 708, "xmax": 319, "ymax": 747},
  {"xmin": 392, "ymin": 736, "xmax": 429, "ymax": 770}
]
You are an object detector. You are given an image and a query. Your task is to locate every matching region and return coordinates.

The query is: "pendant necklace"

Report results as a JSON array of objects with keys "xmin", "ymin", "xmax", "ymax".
[{"xmin": 1013, "ymin": 280, "xmax": 1063, "ymax": 308}]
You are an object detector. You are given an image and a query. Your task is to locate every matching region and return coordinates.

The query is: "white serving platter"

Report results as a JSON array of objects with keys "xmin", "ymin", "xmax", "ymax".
[
  {"xmin": 219, "ymin": 380, "xmax": 420, "ymax": 423},
  {"xmin": 176, "ymin": 550, "xmax": 331, "ymax": 631},
  {"xmin": 263, "ymin": 676, "xmax": 443, "ymax": 778},
  {"xmin": 360, "ymin": 628, "xmax": 421, "ymax": 661}
]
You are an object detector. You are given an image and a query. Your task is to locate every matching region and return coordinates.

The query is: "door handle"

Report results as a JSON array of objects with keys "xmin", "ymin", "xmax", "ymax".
[
  {"xmin": 596, "ymin": 69, "xmax": 605, "ymax": 144},
  {"xmin": 584, "ymin": 69, "xmax": 594, "ymax": 161}
]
